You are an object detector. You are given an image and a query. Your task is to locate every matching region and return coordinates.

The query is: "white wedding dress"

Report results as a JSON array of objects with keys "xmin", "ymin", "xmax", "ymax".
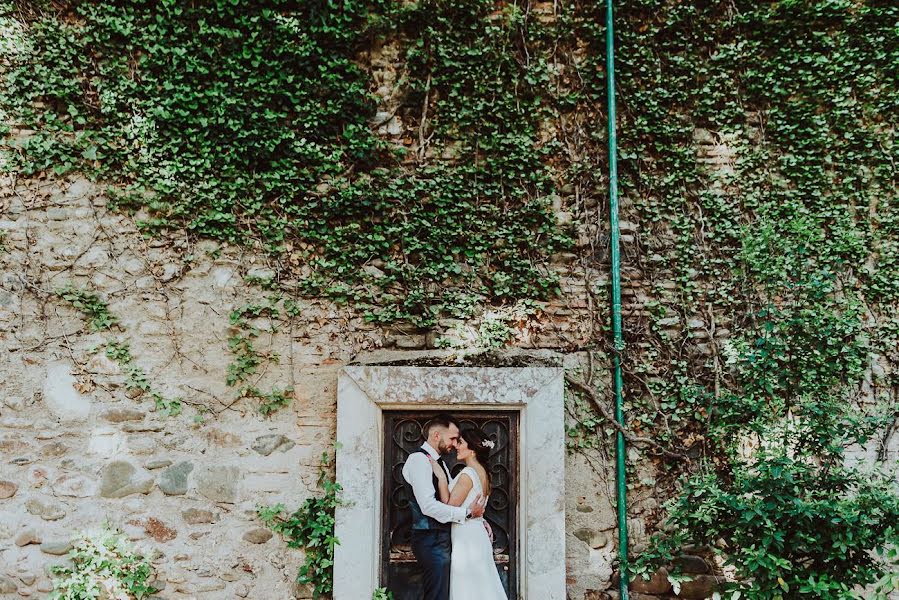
[{"xmin": 449, "ymin": 466, "xmax": 508, "ymax": 600}]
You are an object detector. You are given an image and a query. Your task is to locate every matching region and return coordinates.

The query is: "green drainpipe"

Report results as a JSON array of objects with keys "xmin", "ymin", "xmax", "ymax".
[{"xmin": 605, "ymin": 0, "xmax": 630, "ymax": 597}]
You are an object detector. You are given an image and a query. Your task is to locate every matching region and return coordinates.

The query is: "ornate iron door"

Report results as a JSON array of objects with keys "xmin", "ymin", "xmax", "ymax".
[{"xmin": 382, "ymin": 411, "xmax": 519, "ymax": 599}]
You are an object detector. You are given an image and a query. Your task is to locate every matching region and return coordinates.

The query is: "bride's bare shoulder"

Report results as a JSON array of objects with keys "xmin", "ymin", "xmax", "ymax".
[
  {"xmin": 454, "ymin": 469, "xmax": 474, "ymax": 486},
  {"xmin": 456, "ymin": 467, "xmax": 480, "ymax": 487}
]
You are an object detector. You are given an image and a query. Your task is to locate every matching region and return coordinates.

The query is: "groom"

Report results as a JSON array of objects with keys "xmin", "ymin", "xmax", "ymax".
[{"xmin": 402, "ymin": 414, "xmax": 486, "ymax": 600}]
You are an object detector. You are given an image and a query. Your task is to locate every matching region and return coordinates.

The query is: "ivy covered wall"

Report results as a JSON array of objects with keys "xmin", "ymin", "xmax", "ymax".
[{"xmin": 1, "ymin": 0, "xmax": 897, "ymax": 598}]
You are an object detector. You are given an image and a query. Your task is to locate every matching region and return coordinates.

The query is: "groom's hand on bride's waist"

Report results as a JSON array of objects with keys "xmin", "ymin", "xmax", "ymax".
[{"xmin": 468, "ymin": 494, "xmax": 486, "ymax": 519}]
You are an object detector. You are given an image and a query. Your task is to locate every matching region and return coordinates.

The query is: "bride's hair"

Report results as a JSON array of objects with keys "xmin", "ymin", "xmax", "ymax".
[{"xmin": 459, "ymin": 427, "xmax": 493, "ymax": 495}]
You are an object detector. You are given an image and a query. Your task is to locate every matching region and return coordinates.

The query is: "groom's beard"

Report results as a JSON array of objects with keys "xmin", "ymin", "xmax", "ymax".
[{"xmin": 437, "ymin": 440, "xmax": 452, "ymax": 455}]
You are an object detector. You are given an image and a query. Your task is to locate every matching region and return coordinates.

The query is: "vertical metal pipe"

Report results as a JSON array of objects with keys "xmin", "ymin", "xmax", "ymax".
[{"xmin": 605, "ymin": 0, "xmax": 630, "ymax": 597}]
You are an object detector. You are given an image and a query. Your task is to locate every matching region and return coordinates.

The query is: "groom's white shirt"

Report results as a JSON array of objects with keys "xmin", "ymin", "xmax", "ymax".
[{"xmin": 402, "ymin": 442, "xmax": 468, "ymax": 524}]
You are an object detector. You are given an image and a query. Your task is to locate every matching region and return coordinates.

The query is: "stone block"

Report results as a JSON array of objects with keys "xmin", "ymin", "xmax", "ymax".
[
  {"xmin": 573, "ymin": 527, "xmax": 609, "ymax": 549},
  {"xmin": 673, "ymin": 555, "xmax": 710, "ymax": 575},
  {"xmin": 195, "ymin": 465, "xmax": 241, "ymax": 503},
  {"xmin": 242, "ymin": 528, "xmax": 273, "ymax": 544},
  {"xmin": 25, "ymin": 497, "xmax": 66, "ymax": 521},
  {"xmin": 41, "ymin": 442, "xmax": 70, "ymax": 458},
  {"xmin": 393, "ymin": 334, "xmax": 427, "ymax": 349},
  {"xmin": 14, "ymin": 529, "xmax": 41, "ymax": 547},
  {"xmin": 42, "ymin": 361, "xmax": 91, "ymax": 421},
  {"xmin": 251, "ymin": 434, "xmax": 295, "ymax": 457},
  {"xmin": 99, "ymin": 461, "xmax": 154, "ymax": 498},
  {"xmin": 182, "ymin": 508, "xmax": 218, "ymax": 524},
  {"xmin": 51, "ymin": 473, "xmax": 96, "ymax": 497},
  {"xmin": 159, "ymin": 461, "xmax": 194, "ymax": 496},
  {"xmin": 100, "ymin": 408, "xmax": 145, "ymax": 423},
  {"xmin": 677, "ymin": 575, "xmax": 723, "ymax": 599},
  {"xmin": 46, "ymin": 207, "xmax": 69, "ymax": 221},
  {"xmin": 40, "ymin": 539, "xmax": 73, "ymax": 555},
  {"xmin": 0, "ymin": 576, "xmax": 17, "ymax": 593},
  {"xmin": 630, "ymin": 567, "xmax": 672, "ymax": 595}
]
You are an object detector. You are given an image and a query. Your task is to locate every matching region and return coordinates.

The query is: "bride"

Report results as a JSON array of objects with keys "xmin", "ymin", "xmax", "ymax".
[{"xmin": 429, "ymin": 428, "xmax": 508, "ymax": 600}]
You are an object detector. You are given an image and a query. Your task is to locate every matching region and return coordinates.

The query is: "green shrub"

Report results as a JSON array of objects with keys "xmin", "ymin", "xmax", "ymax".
[
  {"xmin": 633, "ymin": 286, "xmax": 899, "ymax": 598},
  {"xmin": 49, "ymin": 529, "xmax": 157, "ymax": 600},
  {"xmin": 635, "ymin": 452, "xmax": 899, "ymax": 599}
]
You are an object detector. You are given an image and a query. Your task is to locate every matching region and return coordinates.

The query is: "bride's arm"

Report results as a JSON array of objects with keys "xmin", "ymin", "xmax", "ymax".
[{"xmin": 447, "ymin": 473, "xmax": 474, "ymax": 507}]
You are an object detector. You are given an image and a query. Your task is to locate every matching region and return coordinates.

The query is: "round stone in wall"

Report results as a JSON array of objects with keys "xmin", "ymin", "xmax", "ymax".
[
  {"xmin": 40, "ymin": 540, "xmax": 73, "ymax": 555},
  {"xmin": 251, "ymin": 434, "xmax": 294, "ymax": 456},
  {"xmin": 0, "ymin": 480, "xmax": 17, "ymax": 499},
  {"xmin": 242, "ymin": 528, "xmax": 273, "ymax": 544},
  {"xmin": 51, "ymin": 474, "xmax": 96, "ymax": 498},
  {"xmin": 678, "ymin": 575, "xmax": 724, "ymax": 599},
  {"xmin": 25, "ymin": 497, "xmax": 66, "ymax": 521},
  {"xmin": 14, "ymin": 529, "xmax": 41, "ymax": 547},
  {"xmin": 182, "ymin": 508, "xmax": 217, "ymax": 524},
  {"xmin": 573, "ymin": 527, "xmax": 608, "ymax": 549},
  {"xmin": 0, "ymin": 576, "xmax": 17, "ymax": 594}
]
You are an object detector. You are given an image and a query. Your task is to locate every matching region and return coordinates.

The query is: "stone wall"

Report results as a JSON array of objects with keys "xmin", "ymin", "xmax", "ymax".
[
  {"xmin": 2, "ymin": 163, "xmax": 895, "ymax": 599},
  {"xmin": 0, "ymin": 174, "xmax": 637, "ymax": 599}
]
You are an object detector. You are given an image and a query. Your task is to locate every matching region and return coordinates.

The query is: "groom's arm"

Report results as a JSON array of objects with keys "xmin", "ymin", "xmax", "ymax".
[{"xmin": 402, "ymin": 454, "xmax": 468, "ymax": 524}]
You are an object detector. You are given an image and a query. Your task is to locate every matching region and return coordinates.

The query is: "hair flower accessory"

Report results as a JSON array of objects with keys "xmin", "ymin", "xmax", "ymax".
[{"xmin": 481, "ymin": 440, "xmax": 495, "ymax": 449}]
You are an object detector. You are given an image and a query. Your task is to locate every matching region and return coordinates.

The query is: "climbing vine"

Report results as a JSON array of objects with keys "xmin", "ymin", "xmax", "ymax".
[
  {"xmin": 539, "ymin": 0, "xmax": 899, "ymax": 594},
  {"xmin": 55, "ymin": 284, "xmax": 118, "ymax": 332},
  {"xmin": 0, "ymin": 0, "xmax": 571, "ymax": 326},
  {"xmin": 56, "ymin": 282, "xmax": 183, "ymax": 415},
  {"xmin": 55, "ymin": 279, "xmax": 298, "ymax": 418},
  {"xmin": 226, "ymin": 294, "xmax": 294, "ymax": 415},
  {"xmin": 258, "ymin": 450, "xmax": 341, "ymax": 598},
  {"xmin": 3, "ymin": 0, "xmax": 898, "ymax": 595},
  {"xmin": 558, "ymin": 0, "xmax": 899, "ymax": 595},
  {"xmin": 103, "ymin": 340, "xmax": 182, "ymax": 416}
]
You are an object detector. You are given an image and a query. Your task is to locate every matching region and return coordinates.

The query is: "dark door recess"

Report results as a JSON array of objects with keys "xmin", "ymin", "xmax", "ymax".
[{"xmin": 381, "ymin": 410, "xmax": 519, "ymax": 600}]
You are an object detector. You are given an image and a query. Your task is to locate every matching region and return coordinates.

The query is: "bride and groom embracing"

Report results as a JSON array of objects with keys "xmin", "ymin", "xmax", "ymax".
[{"xmin": 401, "ymin": 414, "xmax": 508, "ymax": 600}]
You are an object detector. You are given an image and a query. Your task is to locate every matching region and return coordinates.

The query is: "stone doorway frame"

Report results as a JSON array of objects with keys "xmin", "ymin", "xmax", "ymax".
[{"xmin": 334, "ymin": 365, "xmax": 565, "ymax": 600}]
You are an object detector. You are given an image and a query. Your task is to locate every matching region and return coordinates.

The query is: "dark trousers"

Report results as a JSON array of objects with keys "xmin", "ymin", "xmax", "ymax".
[{"xmin": 410, "ymin": 529, "xmax": 452, "ymax": 600}]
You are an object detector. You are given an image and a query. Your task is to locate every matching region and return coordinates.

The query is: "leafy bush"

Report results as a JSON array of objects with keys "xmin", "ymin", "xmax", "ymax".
[
  {"xmin": 635, "ymin": 452, "xmax": 899, "ymax": 599},
  {"xmin": 49, "ymin": 529, "xmax": 157, "ymax": 600},
  {"xmin": 633, "ymin": 281, "xmax": 899, "ymax": 598}
]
